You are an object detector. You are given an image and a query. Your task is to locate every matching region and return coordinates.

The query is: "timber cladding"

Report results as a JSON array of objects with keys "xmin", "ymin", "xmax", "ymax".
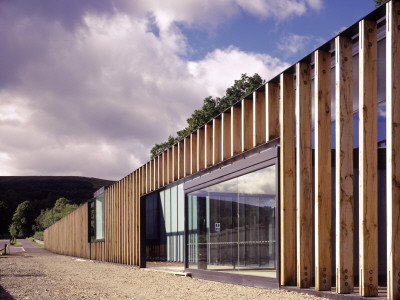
[
  {"xmin": 44, "ymin": 203, "xmax": 90, "ymax": 258},
  {"xmin": 44, "ymin": 2, "xmax": 400, "ymax": 299}
]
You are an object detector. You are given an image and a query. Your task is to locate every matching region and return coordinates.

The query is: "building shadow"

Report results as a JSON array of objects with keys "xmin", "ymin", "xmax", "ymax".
[{"xmin": 0, "ymin": 285, "xmax": 15, "ymax": 300}]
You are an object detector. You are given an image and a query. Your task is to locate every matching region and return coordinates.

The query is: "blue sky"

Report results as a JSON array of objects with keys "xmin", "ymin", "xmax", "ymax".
[
  {"xmin": 182, "ymin": 0, "xmax": 376, "ymax": 63},
  {"xmin": 0, "ymin": 0, "xmax": 378, "ymax": 180}
]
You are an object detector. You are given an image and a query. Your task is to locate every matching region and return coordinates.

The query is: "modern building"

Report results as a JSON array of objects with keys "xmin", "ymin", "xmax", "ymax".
[{"xmin": 44, "ymin": 1, "xmax": 400, "ymax": 299}]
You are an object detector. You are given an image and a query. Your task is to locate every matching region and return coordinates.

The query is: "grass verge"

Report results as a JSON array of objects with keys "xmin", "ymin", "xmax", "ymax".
[{"xmin": 27, "ymin": 237, "xmax": 44, "ymax": 248}]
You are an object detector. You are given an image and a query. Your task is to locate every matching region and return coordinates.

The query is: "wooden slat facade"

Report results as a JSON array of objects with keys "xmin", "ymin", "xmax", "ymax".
[
  {"xmin": 335, "ymin": 35, "xmax": 354, "ymax": 294},
  {"xmin": 359, "ymin": 19, "xmax": 378, "ymax": 297},
  {"xmin": 279, "ymin": 73, "xmax": 296, "ymax": 286},
  {"xmin": 44, "ymin": 3, "xmax": 400, "ymax": 298},
  {"xmin": 314, "ymin": 50, "xmax": 332, "ymax": 291},
  {"xmin": 295, "ymin": 62, "xmax": 312, "ymax": 288},
  {"xmin": 387, "ymin": 2, "xmax": 400, "ymax": 299}
]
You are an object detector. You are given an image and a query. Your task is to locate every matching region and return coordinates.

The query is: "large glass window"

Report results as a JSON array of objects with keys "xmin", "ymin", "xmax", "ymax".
[
  {"xmin": 187, "ymin": 165, "xmax": 277, "ymax": 278},
  {"xmin": 145, "ymin": 183, "xmax": 184, "ymax": 262},
  {"xmin": 95, "ymin": 191, "xmax": 105, "ymax": 240}
]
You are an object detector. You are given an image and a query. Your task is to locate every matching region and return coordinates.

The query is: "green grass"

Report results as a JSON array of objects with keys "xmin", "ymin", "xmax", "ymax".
[
  {"xmin": 27, "ymin": 237, "xmax": 44, "ymax": 248},
  {"xmin": 10, "ymin": 239, "xmax": 21, "ymax": 246},
  {"xmin": 34, "ymin": 241, "xmax": 44, "ymax": 248}
]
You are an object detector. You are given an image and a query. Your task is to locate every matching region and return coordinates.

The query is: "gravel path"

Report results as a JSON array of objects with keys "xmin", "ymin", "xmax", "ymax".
[{"xmin": 0, "ymin": 240, "xmax": 326, "ymax": 300}]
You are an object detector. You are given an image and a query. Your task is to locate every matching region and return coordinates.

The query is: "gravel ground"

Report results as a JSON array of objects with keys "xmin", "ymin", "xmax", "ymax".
[{"xmin": 0, "ymin": 241, "xmax": 326, "ymax": 300}]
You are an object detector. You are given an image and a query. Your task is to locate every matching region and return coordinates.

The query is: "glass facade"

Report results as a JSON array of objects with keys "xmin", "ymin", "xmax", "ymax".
[
  {"xmin": 145, "ymin": 183, "xmax": 184, "ymax": 262},
  {"xmin": 95, "ymin": 192, "xmax": 105, "ymax": 240},
  {"xmin": 187, "ymin": 166, "xmax": 277, "ymax": 278}
]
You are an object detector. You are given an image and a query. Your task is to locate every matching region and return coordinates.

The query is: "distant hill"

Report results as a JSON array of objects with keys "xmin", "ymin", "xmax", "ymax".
[{"xmin": 0, "ymin": 176, "xmax": 115, "ymax": 237}]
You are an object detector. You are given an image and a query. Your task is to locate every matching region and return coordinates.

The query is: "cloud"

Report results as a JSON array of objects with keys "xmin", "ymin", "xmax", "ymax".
[
  {"xmin": 0, "ymin": 1, "xmax": 294, "ymax": 180},
  {"xmin": 188, "ymin": 46, "xmax": 288, "ymax": 97},
  {"xmin": 277, "ymin": 33, "xmax": 325, "ymax": 58},
  {"xmin": 234, "ymin": 0, "xmax": 322, "ymax": 20}
]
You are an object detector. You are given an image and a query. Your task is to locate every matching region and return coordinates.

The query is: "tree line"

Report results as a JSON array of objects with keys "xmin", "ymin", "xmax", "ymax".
[
  {"xmin": 8, "ymin": 197, "xmax": 78, "ymax": 238},
  {"xmin": 150, "ymin": 73, "xmax": 265, "ymax": 159}
]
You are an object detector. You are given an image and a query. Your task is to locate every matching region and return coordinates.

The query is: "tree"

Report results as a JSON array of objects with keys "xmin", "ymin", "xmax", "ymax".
[
  {"xmin": 35, "ymin": 197, "xmax": 78, "ymax": 231},
  {"xmin": 9, "ymin": 200, "xmax": 35, "ymax": 238},
  {"xmin": 374, "ymin": 0, "xmax": 385, "ymax": 7},
  {"xmin": 150, "ymin": 73, "xmax": 265, "ymax": 159}
]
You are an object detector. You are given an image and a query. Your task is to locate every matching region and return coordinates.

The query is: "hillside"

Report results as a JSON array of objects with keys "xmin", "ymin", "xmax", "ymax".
[{"xmin": 0, "ymin": 176, "xmax": 115, "ymax": 237}]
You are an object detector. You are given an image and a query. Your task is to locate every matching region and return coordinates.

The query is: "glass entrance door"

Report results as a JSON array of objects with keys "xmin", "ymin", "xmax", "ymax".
[{"xmin": 187, "ymin": 165, "xmax": 277, "ymax": 278}]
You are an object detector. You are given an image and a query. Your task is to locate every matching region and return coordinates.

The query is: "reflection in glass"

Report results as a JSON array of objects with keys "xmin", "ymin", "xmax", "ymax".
[
  {"xmin": 145, "ymin": 184, "xmax": 184, "ymax": 262},
  {"xmin": 187, "ymin": 166, "xmax": 276, "ymax": 278},
  {"xmin": 95, "ymin": 193, "xmax": 105, "ymax": 240}
]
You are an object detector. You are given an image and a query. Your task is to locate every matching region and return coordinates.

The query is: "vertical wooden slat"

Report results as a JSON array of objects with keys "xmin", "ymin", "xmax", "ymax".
[
  {"xmin": 387, "ymin": 2, "xmax": 400, "ymax": 299},
  {"xmin": 242, "ymin": 97, "xmax": 253, "ymax": 152},
  {"xmin": 213, "ymin": 118, "xmax": 222, "ymax": 164},
  {"xmin": 118, "ymin": 181, "xmax": 121, "ymax": 262},
  {"xmin": 280, "ymin": 73, "xmax": 296, "ymax": 286},
  {"xmin": 184, "ymin": 136, "xmax": 191, "ymax": 176},
  {"xmin": 205, "ymin": 123, "xmax": 213, "ymax": 168},
  {"xmin": 141, "ymin": 166, "xmax": 146, "ymax": 197},
  {"xmin": 314, "ymin": 49, "xmax": 332, "ymax": 291},
  {"xmin": 295, "ymin": 62, "xmax": 312, "ymax": 288},
  {"xmin": 197, "ymin": 128, "xmax": 205, "ymax": 172},
  {"xmin": 173, "ymin": 144, "xmax": 178, "ymax": 181},
  {"xmin": 231, "ymin": 105, "xmax": 242, "ymax": 156},
  {"xmin": 146, "ymin": 162, "xmax": 150, "ymax": 194},
  {"xmin": 135, "ymin": 170, "xmax": 139, "ymax": 265},
  {"xmin": 130, "ymin": 177, "xmax": 133, "ymax": 265},
  {"xmin": 191, "ymin": 132, "xmax": 197, "ymax": 174},
  {"xmin": 163, "ymin": 151, "xmax": 167, "ymax": 186},
  {"xmin": 137, "ymin": 170, "xmax": 140, "ymax": 265},
  {"xmin": 160, "ymin": 154, "xmax": 164, "ymax": 188},
  {"xmin": 359, "ymin": 19, "xmax": 378, "ymax": 297},
  {"xmin": 266, "ymin": 83, "xmax": 280, "ymax": 141},
  {"xmin": 168, "ymin": 148, "xmax": 172, "ymax": 184},
  {"xmin": 125, "ymin": 177, "xmax": 128, "ymax": 264},
  {"xmin": 178, "ymin": 141, "xmax": 184, "ymax": 180},
  {"xmin": 150, "ymin": 160, "xmax": 154, "ymax": 192},
  {"xmin": 123, "ymin": 178, "xmax": 127, "ymax": 263},
  {"xmin": 222, "ymin": 112, "xmax": 231, "ymax": 160},
  {"xmin": 253, "ymin": 90, "xmax": 266, "ymax": 147},
  {"xmin": 134, "ymin": 172, "xmax": 136, "ymax": 265},
  {"xmin": 335, "ymin": 35, "xmax": 354, "ymax": 294},
  {"xmin": 155, "ymin": 157, "xmax": 159, "ymax": 189}
]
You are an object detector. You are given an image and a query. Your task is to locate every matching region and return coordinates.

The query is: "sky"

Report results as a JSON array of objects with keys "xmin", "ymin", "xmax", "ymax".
[{"xmin": 0, "ymin": 0, "xmax": 377, "ymax": 181}]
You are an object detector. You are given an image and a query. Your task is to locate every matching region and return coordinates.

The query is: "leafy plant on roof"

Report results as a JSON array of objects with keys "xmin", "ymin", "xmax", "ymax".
[{"xmin": 150, "ymin": 73, "xmax": 265, "ymax": 159}]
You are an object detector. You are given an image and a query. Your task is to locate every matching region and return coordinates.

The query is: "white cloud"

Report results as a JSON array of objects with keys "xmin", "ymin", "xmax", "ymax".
[
  {"xmin": 188, "ymin": 46, "xmax": 288, "ymax": 97},
  {"xmin": 278, "ymin": 33, "xmax": 313, "ymax": 55},
  {"xmin": 120, "ymin": 0, "xmax": 322, "ymax": 31},
  {"xmin": 0, "ymin": 1, "xmax": 298, "ymax": 180},
  {"xmin": 235, "ymin": 0, "xmax": 322, "ymax": 20},
  {"xmin": 277, "ymin": 32, "xmax": 324, "ymax": 58}
]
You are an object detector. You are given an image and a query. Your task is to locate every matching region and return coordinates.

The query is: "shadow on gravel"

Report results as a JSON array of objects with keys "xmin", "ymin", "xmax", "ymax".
[
  {"xmin": 0, "ymin": 254, "xmax": 29, "ymax": 259},
  {"xmin": 0, "ymin": 285, "xmax": 14, "ymax": 300},
  {"xmin": 2, "ymin": 273, "xmax": 46, "ymax": 277}
]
